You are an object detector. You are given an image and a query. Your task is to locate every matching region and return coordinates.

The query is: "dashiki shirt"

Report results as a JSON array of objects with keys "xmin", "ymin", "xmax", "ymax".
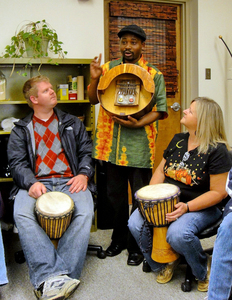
[
  {"xmin": 92, "ymin": 56, "xmax": 168, "ymax": 169},
  {"xmin": 163, "ymin": 132, "xmax": 231, "ymax": 203}
]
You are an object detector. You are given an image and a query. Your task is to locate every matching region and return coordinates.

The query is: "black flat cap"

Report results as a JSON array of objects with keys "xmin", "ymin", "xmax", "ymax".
[{"xmin": 118, "ymin": 24, "xmax": 146, "ymax": 42}]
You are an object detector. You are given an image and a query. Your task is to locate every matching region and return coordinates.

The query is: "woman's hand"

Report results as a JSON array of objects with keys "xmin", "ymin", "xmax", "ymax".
[{"xmin": 166, "ymin": 202, "xmax": 188, "ymax": 222}]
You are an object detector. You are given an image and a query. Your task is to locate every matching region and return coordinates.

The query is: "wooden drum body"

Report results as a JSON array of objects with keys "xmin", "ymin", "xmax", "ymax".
[
  {"xmin": 97, "ymin": 64, "xmax": 155, "ymax": 119},
  {"xmin": 35, "ymin": 191, "xmax": 74, "ymax": 240},
  {"xmin": 135, "ymin": 183, "xmax": 180, "ymax": 263}
]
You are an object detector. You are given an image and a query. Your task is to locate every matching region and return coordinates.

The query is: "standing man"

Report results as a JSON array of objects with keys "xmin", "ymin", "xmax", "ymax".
[
  {"xmin": 7, "ymin": 75, "xmax": 95, "ymax": 300},
  {"xmin": 88, "ymin": 25, "xmax": 168, "ymax": 266}
]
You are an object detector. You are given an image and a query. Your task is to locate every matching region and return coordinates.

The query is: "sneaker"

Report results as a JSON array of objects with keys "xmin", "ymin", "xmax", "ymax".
[
  {"xmin": 156, "ymin": 257, "xmax": 181, "ymax": 284},
  {"xmin": 35, "ymin": 275, "xmax": 80, "ymax": 300},
  {"xmin": 34, "ymin": 288, "xmax": 42, "ymax": 299},
  {"xmin": 198, "ymin": 254, "xmax": 211, "ymax": 292}
]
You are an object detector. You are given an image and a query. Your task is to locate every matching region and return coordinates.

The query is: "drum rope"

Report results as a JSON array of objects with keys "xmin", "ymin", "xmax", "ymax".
[{"xmin": 138, "ymin": 219, "xmax": 153, "ymax": 254}]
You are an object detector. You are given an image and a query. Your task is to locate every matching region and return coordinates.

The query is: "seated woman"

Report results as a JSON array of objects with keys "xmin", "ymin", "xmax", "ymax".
[
  {"xmin": 207, "ymin": 170, "xmax": 232, "ymax": 300},
  {"xmin": 128, "ymin": 97, "xmax": 231, "ymax": 292}
]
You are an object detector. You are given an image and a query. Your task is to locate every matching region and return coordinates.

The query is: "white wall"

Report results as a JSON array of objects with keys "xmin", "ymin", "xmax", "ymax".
[
  {"xmin": 0, "ymin": 0, "xmax": 104, "ymax": 60},
  {"xmin": 198, "ymin": 0, "xmax": 232, "ymax": 145}
]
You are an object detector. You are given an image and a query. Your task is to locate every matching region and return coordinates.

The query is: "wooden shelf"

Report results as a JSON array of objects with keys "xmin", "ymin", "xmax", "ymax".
[
  {"xmin": 0, "ymin": 131, "xmax": 11, "ymax": 135},
  {"xmin": 0, "ymin": 100, "xmax": 90, "ymax": 104},
  {"xmin": 0, "ymin": 57, "xmax": 95, "ymax": 135},
  {"xmin": 0, "ymin": 178, "xmax": 13, "ymax": 182},
  {"xmin": 0, "ymin": 58, "xmax": 92, "ymax": 65}
]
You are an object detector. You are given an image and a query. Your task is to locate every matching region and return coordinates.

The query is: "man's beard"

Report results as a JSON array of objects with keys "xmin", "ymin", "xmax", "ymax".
[{"xmin": 123, "ymin": 51, "xmax": 134, "ymax": 62}]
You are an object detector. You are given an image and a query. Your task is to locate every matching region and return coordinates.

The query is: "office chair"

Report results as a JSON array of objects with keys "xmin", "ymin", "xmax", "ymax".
[
  {"xmin": 86, "ymin": 192, "xmax": 106, "ymax": 259},
  {"xmin": 181, "ymin": 148, "xmax": 232, "ymax": 292},
  {"xmin": 181, "ymin": 214, "xmax": 224, "ymax": 292}
]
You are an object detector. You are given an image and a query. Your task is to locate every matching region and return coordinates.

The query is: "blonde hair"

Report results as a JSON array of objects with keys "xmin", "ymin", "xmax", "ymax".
[
  {"xmin": 22, "ymin": 75, "xmax": 50, "ymax": 108},
  {"xmin": 193, "ymin": 97, "xmax": 230, "ymax": 153}
]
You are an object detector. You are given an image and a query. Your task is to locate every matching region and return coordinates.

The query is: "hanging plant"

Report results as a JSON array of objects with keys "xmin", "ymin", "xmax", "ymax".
[{"xmin": 1, "ymin": 20, "xmax": 68, "ymax": 76}]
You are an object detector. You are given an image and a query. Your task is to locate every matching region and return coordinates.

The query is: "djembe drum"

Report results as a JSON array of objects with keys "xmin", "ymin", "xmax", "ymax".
[
  {"xmin": 97, "ymin": 64, "xmax": 155, "ymax": 119},
  {"xmin": 35, "ymin": 191, "xmax": 74, "ymax": 248},
  {"xmin": 135, "ymin": 183, "xmax": 180, "ymax": 263}
]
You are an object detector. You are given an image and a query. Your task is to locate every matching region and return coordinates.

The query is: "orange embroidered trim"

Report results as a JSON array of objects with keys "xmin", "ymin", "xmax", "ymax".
[
  {"xmin": 95, "ymin": 107, "xmax": 114, "ymax": 161},
  {"xmin": 116, "ymin": 126, "xmax": 129, "ymax": 166},
  {"xmin": 145, "ymin": 122, "xmax": 158, "ymax": 168},
  {"xmin": 118, "ymin": 145, "xmax": 129, "ymax": 166}
]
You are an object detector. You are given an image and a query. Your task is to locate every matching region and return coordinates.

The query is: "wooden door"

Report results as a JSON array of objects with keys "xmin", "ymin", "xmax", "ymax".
[{"xmin": 104, "ymin": 0, "xmax": 182, "ymax": 170}]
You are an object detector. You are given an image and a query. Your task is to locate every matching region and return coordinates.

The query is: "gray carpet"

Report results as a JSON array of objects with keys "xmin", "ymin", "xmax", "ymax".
[{"xmin": 0, "ymin": 227, "xmax": 212, "ymax": 300}]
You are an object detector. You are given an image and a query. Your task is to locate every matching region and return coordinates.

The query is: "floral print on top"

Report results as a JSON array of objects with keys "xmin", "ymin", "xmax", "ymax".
[{"xmin": 163, "ymin": 132, "xmax": 231, "ymax": 203}]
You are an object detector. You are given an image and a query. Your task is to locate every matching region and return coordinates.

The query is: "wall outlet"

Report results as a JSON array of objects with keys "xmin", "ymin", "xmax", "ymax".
[
  {"xmin": 227, "ymin": 68, "xmax": 232, "ymax": 80},
  {"xmin": 205, "ymin": 68, "xmax": 211, "ymax": 80}
]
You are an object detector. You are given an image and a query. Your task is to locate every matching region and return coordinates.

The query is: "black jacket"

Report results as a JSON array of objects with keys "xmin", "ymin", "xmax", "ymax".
[{"xmin": 7, "ymin": 107, "xmax": 95, "ymax": 200}]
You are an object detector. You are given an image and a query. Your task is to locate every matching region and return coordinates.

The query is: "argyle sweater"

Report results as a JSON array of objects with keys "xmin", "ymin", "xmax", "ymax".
[{"xmin": 33, "ymin": 113, "xmax": 73, "ymax": 178}]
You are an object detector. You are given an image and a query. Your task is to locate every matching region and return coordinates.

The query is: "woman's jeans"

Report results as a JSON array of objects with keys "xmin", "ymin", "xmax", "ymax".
[
  {"xmin": 208, "ymin": 200, "xmax": 232, "ymax": 300},
  {"xmin": 128, "ymin": 206, "xmax": 221, "ymax": 280},
  {"xmin": 14, "ymin": 177, "xmax": 94, "ymax": 289},
  {"xmin": 0, "ymin": 223, "xmax": 8, "ymax": 285}
]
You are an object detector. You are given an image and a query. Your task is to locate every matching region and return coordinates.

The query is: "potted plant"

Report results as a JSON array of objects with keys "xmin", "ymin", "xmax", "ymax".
[{"xmin": 1, "ymin": 20, "xmax": 67, "ymax": 76}]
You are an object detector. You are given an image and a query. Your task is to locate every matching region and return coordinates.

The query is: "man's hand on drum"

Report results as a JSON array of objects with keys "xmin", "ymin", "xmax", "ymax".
[
  {"xmin": 166, "ymin": 202, "xmax": 188, "ymax": 222},
  {"xmin": 66, "ymin": 175, "xmax": 88, "ymax": 193},
  {"xmin": 28, "ymin": 182, "xmax": 47, "ymax": 199}
]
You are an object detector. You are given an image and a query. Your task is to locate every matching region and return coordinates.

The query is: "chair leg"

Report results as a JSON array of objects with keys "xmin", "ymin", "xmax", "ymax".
[
  {"xmin": 181, "ymin": 263, "xmax": 192, "ymax": 292},
  {"xmin": 15, "ymin": 250, "xmax": 25, "ymax": 264},
  {"xmin": 87, "ymin": 244, "xmax": 106, "ymax": 259},
  {"xmin": 142, "ymin": 259, "xmax": 151, "ymax": 272}
]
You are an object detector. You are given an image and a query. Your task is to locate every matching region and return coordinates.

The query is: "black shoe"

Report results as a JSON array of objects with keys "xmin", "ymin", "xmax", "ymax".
[
  {"xmin": 127, "ymin": 252, "xmax": 144, "ymax": 266},
  {"xmin": 106, "ymin": 243, "xmax": 126, "ymax": 257}
]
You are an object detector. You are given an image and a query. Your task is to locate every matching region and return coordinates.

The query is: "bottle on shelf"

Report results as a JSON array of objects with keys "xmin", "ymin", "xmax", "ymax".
[{"xmin": 0, "ymin": 71, "xmax": 6, "ymax": 101}]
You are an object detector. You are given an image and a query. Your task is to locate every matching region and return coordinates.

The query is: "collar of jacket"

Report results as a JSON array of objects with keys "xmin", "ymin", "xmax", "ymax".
[{"xmin": 14, "ymin": 107, "xmax": 75, "ymax": 129}]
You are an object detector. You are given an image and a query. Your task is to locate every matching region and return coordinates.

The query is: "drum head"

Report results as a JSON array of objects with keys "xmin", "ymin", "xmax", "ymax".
[
  {"xmin": 135, "ymin": 183, "xmax": 180, "ymax": 201},
  {"xmin": 36, "ymin": 191, "xmax": 74, "ymax": 217}
]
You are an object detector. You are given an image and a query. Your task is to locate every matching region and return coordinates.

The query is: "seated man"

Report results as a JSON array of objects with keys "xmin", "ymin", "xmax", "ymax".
[
  {"xmin": 0, "ymin": 223, "xmax": 8, "ymax": 286},
  {"xmin": 0, "ymin": 193, "xmax": 8, "ymax": 287},
  {"xmin": 207, "ymin": 169, "xmax": 232, "ymax": 300},
  {"xmin": 7, "ymin": 75, "xmax": 95, "ymax": 300}
]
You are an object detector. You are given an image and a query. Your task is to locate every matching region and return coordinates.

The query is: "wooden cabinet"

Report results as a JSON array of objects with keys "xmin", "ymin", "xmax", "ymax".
[{"xmin": 0, "ymin": 58, "xmax": 95, "ymax": 184}]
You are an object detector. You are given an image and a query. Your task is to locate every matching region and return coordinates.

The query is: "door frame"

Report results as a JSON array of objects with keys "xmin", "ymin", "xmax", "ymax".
[{"xmin": 103, "ymin": 0, "xmax": 198, "ymax": 118}]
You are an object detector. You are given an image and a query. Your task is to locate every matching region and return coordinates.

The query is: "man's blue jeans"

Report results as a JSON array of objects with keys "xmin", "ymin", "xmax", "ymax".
[
  {"xmin": 0, "ymin": 223, "xmax": 8, "ymax": 286},
  {"xmin": 14, "ymin": 177, "xmax": 94, "ymax": 289},
  {"xmin": 208, "ymin": 200, "xmax": 232, "ymax": 300},
  {"xmin": 128, "ymin": 206, "xmax": 221, "ymax": 280}
]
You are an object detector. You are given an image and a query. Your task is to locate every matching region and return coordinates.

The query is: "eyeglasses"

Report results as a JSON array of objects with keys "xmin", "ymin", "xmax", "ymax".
[{"xmin": 178, "ymin": 151, "xmax": 190, "ymax": 169}]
